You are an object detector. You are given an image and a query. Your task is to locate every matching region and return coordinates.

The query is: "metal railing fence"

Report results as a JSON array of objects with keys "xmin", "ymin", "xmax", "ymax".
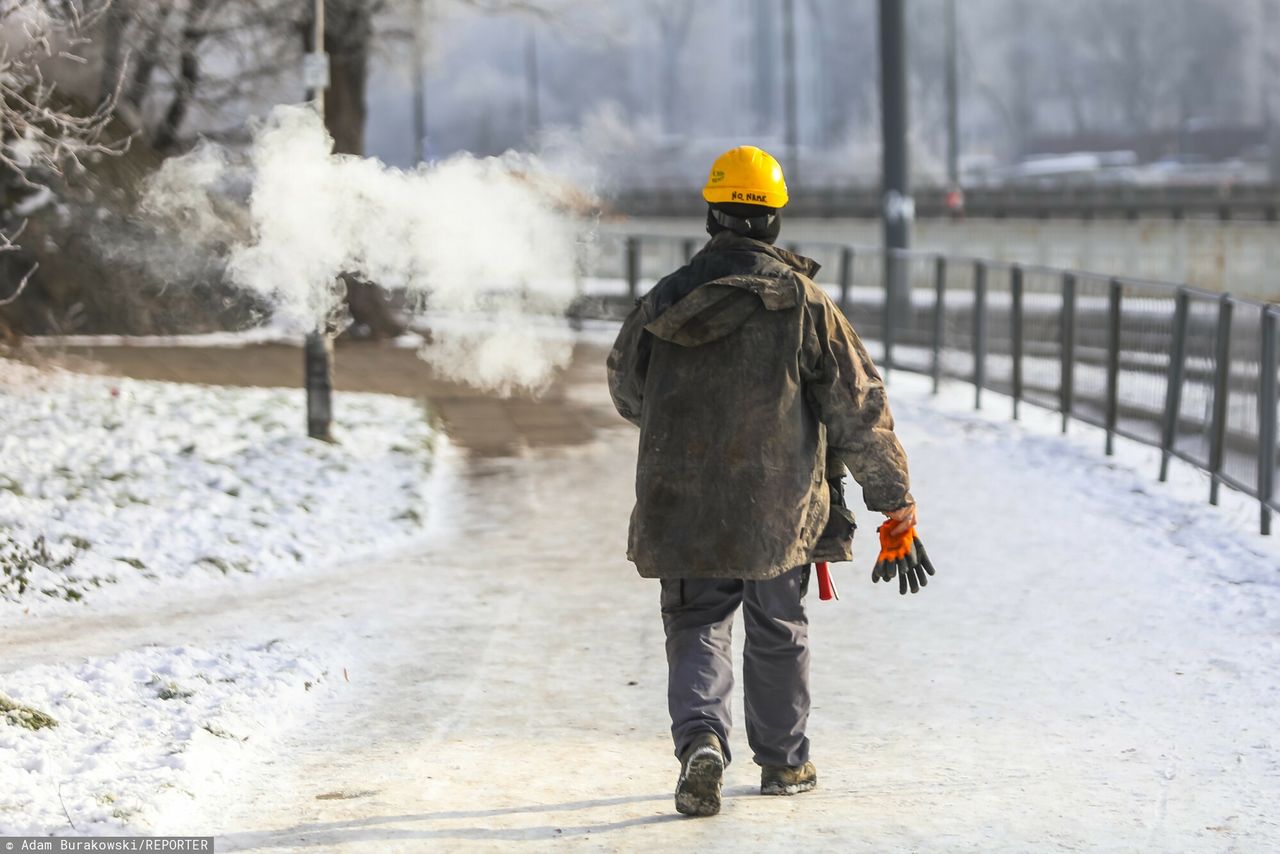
[{"xmin": 580, "ymin": 233, "xmax": 1280, "ymax": 535}]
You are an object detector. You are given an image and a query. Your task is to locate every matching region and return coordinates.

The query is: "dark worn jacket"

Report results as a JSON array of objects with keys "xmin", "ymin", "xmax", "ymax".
[{"xmin": 607, "ymin": 232, "xmax": 912, "ymax": 581}]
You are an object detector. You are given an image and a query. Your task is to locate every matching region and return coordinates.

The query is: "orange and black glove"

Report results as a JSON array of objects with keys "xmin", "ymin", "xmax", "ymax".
[{"xmin": 872, "ymin": 520, "xmax": 937, "ymax": 595}]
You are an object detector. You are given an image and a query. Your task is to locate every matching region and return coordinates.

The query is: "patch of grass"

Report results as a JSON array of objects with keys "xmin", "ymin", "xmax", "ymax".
[
  {"xmin": 394, "ymin": 508, "xmax": 422, "ymax": 525},
  {"xmin": 198, "ymin": 556, "xmax": 231, "ymax": 574},
  {"xmin": 197, "ymin": 556, "xmax": 251, "ymax": 575},
  {"xmin": 2, "ymin": 534, "xmax": 79, "ymax": 601},
  {"xmin": 0, "ymin": 692, "xmax": 57, "ymax": 730},
  {"xmin": 201, "ymin": 723, "xmax": 246, "ymax": 742},
  {"xmin": 0, "ymin": 476, "xmax": 25, "ymax": 496},
  {"xmin": 149, "ymin": 678, "xmax": 194, "ymax": 701}
]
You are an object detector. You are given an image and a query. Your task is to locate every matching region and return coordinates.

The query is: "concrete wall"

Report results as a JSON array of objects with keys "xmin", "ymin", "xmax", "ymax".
[{"xmin": 602, "ymin": 217, "xmax": 1280, "ymax": 302}]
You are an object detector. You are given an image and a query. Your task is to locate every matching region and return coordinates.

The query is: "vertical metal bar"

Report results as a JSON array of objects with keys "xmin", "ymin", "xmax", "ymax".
[
  {"xmin": 411, "ymin": 0, "xmax": 427, "ymax": 162},
  {"xmin": 837, "ymin": 246, "xmax": 854, "ymax": 315},
  {"xmin": 625, "ymin": 236, "xmax": 640, "ymax": 300},
  {"xmin": 524, "ymin": 28, "xmax": 540, "ymax": 138},
  {"xmin": 310, "ymin": 0, "xmax": 326, "ymax": 117},
  {"xmin": 1011, "ymin": 265, "xmax": 1025, "ymax": 420},
  {"xmin": 681, "ymin": 237, "xmax": 696, "ymax": 264},
  {"xmin": 944, "ymin": 0, "xmax": 959, "ymax": 189},
  {"xmin": 1257, "ymin": 307, "xmax": 1277, "ymax": 534},
  {"xmin": 1208, "ymin": 295, "xmax": 1234, "ymax": 505},
  {"xmin": 304, "ymin": 331, "xmax": 333, "ymax": 442},
  {"xmin": 1060, "ymin": 272, "xmax": 1076, "ymax": 433},
  {"xmin": 932, "ymin": 255, "xmax": 946, "ymax": 394},
  {"xmin": 1159, "ymin": 288, "xmax": 1190, "ymax": 482},
  {"xmin": 782, "ymin": 0, "xmax": 799, "ymax": 183},
  {"xmin": 973, "ymin": 260, "xmax": 987, "ymax": 409},
  {"xmin": 1104, "ymin": 278, "xmax": 1122, "ymax": 456},
  {"xmin": 883, "ymin": 249, "xmax": 897, "ymax": 371},
  {"xmin": 878, "ymin": 0, "xmax": 911, "ymax": 258}
]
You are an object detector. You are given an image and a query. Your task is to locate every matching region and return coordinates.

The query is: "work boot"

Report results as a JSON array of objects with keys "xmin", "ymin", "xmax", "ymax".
[
  {"xmin": 674, "ymin": 732, "xmax": 725, "ymax": 817},
  {"xmin": 760, "ymin": 761, "xmax": 817, "ymax": 796}
]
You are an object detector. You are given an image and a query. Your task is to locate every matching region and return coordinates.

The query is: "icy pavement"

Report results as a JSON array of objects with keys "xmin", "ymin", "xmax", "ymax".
[
  {"xmin": 206, "ymin": 371, "xmax": 1280, "ymax": 850},
  {"xmin": 4, "ymin": 352, "xmax": 1279, "ymax": 850}
]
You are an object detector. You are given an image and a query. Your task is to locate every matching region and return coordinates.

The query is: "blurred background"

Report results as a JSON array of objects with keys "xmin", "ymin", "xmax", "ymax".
[{"xmin": 1, "ymin": 0, "xmax": 1279, "ymax": 343}]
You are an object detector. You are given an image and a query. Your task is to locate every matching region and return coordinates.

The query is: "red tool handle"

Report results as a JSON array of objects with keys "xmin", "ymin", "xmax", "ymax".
[{"xmin": 816, "ymin": 561, "xmax": 838, "ymax": 601}]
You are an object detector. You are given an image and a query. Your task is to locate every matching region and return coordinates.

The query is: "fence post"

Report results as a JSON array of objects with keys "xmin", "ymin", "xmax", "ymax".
[
  {"xmin": 932, "ymin": 255, "xmax": 946, "ymax": 394},
  {"xmin": 1256, "ymin": 307, "xmax": 1277, "ymax": 533},
  {"xmin": 681, "ymin": 237, "xmax": 696, "ymax": 263},
  {"xmin": 1208, "ymin": 294, "xmax": 1234, "ymax": 506},
  {"xmin": 1159, "ymin": 288, "xmax": 1190, "ymax": 482},
  {"xmin": 625, "ymin": 236, "xmax": 640, "ymax": 301},
  {"xmin": 838, "ymin": 246, "xmax": 854, "ymax": 315},
  {"xmin": 1011, "ymin": 265, "xmax": 1024, "ymax": 420},
  {"xmin": 1104, "ymin": 278, "xmax": 1122, "ymax": 456},
  {"xmin": 973, "ymin": 260, "xmax": 987, "ymax": 409},
  {"xmin": 1060, "ymin": 272, "xmax": 1076, "ymax": 433}
]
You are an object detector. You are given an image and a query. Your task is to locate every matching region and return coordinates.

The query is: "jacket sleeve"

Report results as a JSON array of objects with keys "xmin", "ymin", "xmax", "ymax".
[
  {"xmin": 606, "ymin": 301, "xmax": 653, "ymax": 427},
  {"xmin": 800, "ymin": 284, "xmax": 913, "ymax": 512}
]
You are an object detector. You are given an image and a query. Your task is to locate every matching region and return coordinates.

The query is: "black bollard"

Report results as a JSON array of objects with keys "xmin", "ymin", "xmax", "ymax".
[{"xmin": 305, "ymin": 330, "xmax": 334, "ymax": 442}]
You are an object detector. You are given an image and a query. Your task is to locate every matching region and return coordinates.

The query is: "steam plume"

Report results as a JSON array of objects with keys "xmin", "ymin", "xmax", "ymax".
[{"xmin": 143, "ymin": 105, "xmax": 589, "ymax": 394}]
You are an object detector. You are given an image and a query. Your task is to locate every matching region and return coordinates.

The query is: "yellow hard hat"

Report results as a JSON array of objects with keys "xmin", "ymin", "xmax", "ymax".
[{"xmin": 702, "ymin": 145, "xmax": 789, "ymax": 208}]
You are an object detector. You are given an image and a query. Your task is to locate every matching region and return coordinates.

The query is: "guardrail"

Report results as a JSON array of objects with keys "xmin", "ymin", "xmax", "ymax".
[
  {"xmin": 578, "ymin": 234, "xmax": 1280, "ymax": 534},
  {"xmin": 610, "ymin": 184, "xmax": 1280, "ymax": 221}
]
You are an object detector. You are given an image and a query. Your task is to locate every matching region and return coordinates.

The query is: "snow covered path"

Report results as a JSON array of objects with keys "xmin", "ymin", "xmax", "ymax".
[
  {"xmin": 162, "ymin": 365, "xmax": 1279, "ymax": 850},
  {"xmin": 8, "ymin": 348, "xmax": 1280, "ymax": 850}
]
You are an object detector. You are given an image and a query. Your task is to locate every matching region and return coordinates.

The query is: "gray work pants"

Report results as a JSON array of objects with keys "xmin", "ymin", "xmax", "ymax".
[{"xmin": 660, "ymin": 564, "xmax": 811, "ymax": 768}]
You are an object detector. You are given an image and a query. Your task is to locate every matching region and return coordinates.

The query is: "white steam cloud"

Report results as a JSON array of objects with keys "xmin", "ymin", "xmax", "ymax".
[{"xmin": 143, "ymin": 105, "xmax": 590, "ymax": 394}]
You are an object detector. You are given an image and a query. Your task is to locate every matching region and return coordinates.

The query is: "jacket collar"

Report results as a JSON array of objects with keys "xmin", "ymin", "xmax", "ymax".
[{"xmin": 700, "ymin": 231, "xmax": 822, "ymax": 278}]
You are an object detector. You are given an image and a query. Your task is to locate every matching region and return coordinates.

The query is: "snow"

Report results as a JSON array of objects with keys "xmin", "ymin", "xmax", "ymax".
[
  {"xmin": 3, "ymin": 346, "xmax": 1280, "ymax": 849},
  {"xmin": 197, "ymin": 367, "xmax": 1280, "ymax": 851},
  {"xmin": 0, "ymin": 359, "xmax": 442, "ymax": 616},
  {"xmin": 0, "ymin": 640, "xmax": 328, "ymax": 835}
]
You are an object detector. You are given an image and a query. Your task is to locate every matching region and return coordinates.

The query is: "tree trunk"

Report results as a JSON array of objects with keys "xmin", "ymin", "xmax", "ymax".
[
  {"xmin": 306, "ymin": 1, "xmax": 403, "ymax": 339},
  {"xmin": 323, "ymin": 1, "xmax": 370, "ymax": 157},
  {"xmin": 153, "ymin": 0, "xmax": 212, "ymax": 153},
  {"xmin": 125, "ymin": 7, "xmax": 174, "ymax": 112},
  {"xmin": 98, "ymin": 3, "xmax": 129, "ymax": 107}
]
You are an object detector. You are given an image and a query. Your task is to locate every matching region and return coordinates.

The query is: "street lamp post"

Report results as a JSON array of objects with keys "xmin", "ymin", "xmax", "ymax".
[
  {"xmin": 877, "ymin": 0, "xmax": 912, "ymax": 371},
  {"xmin": 412, "ymin": 0, "xmax": 428, "ymax": 163},
  {"xmin": 782, "ymin": 0, "xmax": 799, "ymax": 185},
  {"xmin": 304, "ymin": 0, "xmax": 333, "ymax": 442}
]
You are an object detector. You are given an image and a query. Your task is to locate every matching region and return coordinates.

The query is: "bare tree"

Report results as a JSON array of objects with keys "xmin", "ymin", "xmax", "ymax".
[{"xmin": 0, "ymin": 0, "xmax": 126, "ymax": 309}]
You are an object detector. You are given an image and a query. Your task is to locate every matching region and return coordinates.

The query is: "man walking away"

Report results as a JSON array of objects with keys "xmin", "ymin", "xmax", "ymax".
[{"xmin": 607, "ymin": 145, "xmax": 921, "ymax": 817}]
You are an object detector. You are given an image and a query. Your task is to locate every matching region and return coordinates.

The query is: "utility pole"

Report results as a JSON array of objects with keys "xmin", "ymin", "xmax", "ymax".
[
  {"xmin": 304, "ymin": 0, "xmax": 333, "ymax": 442},
  {"xmin": 878, "ymin": 0, "xmax": 911, "ymax": 369},
  {"xmin": 943, "ymin": 0, "xmax": 963, "ymax": 215},
  {"xmin": 944, "ymin": 0, "xmax": 959, "ymax": 188},
  {"xmin": 1266, "ymin": 0, "xmax": 1280, "ymax": 183},
  {"xmin": 525, "ymin": 26, "xmax": 541, "ymax": 143},
  {"xmin": 782, "ymin": 0, "xmax": 799, "ymax": 185},
  {"xmin": 412, "ymin": 0, "xmax": 428, "ymax": 163},
  {"xmin": 306, "ymin": 0, "xmax": 327, "ymax": 115}
]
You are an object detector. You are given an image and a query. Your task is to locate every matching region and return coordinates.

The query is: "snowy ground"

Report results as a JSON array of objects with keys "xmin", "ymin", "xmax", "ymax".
[
  {"xmin": 0, "ymin": 359, "xmax": 440, "ymax": 613},
  {"xmin": 0, "ymin": 357, "xmax": 444, "ymax": 836},
  {"xmin": 1, "ymin": 640, "xmax": 328, "ymax": 835},
  {"xmin": 4, "ymin": 348, "xmax": 1280, "ymax": 850}
]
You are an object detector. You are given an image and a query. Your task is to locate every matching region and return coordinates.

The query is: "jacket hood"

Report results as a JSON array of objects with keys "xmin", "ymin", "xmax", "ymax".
[{"xmin": 643, "ymin": 233, "xmax": 821, "ymax": 347}]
